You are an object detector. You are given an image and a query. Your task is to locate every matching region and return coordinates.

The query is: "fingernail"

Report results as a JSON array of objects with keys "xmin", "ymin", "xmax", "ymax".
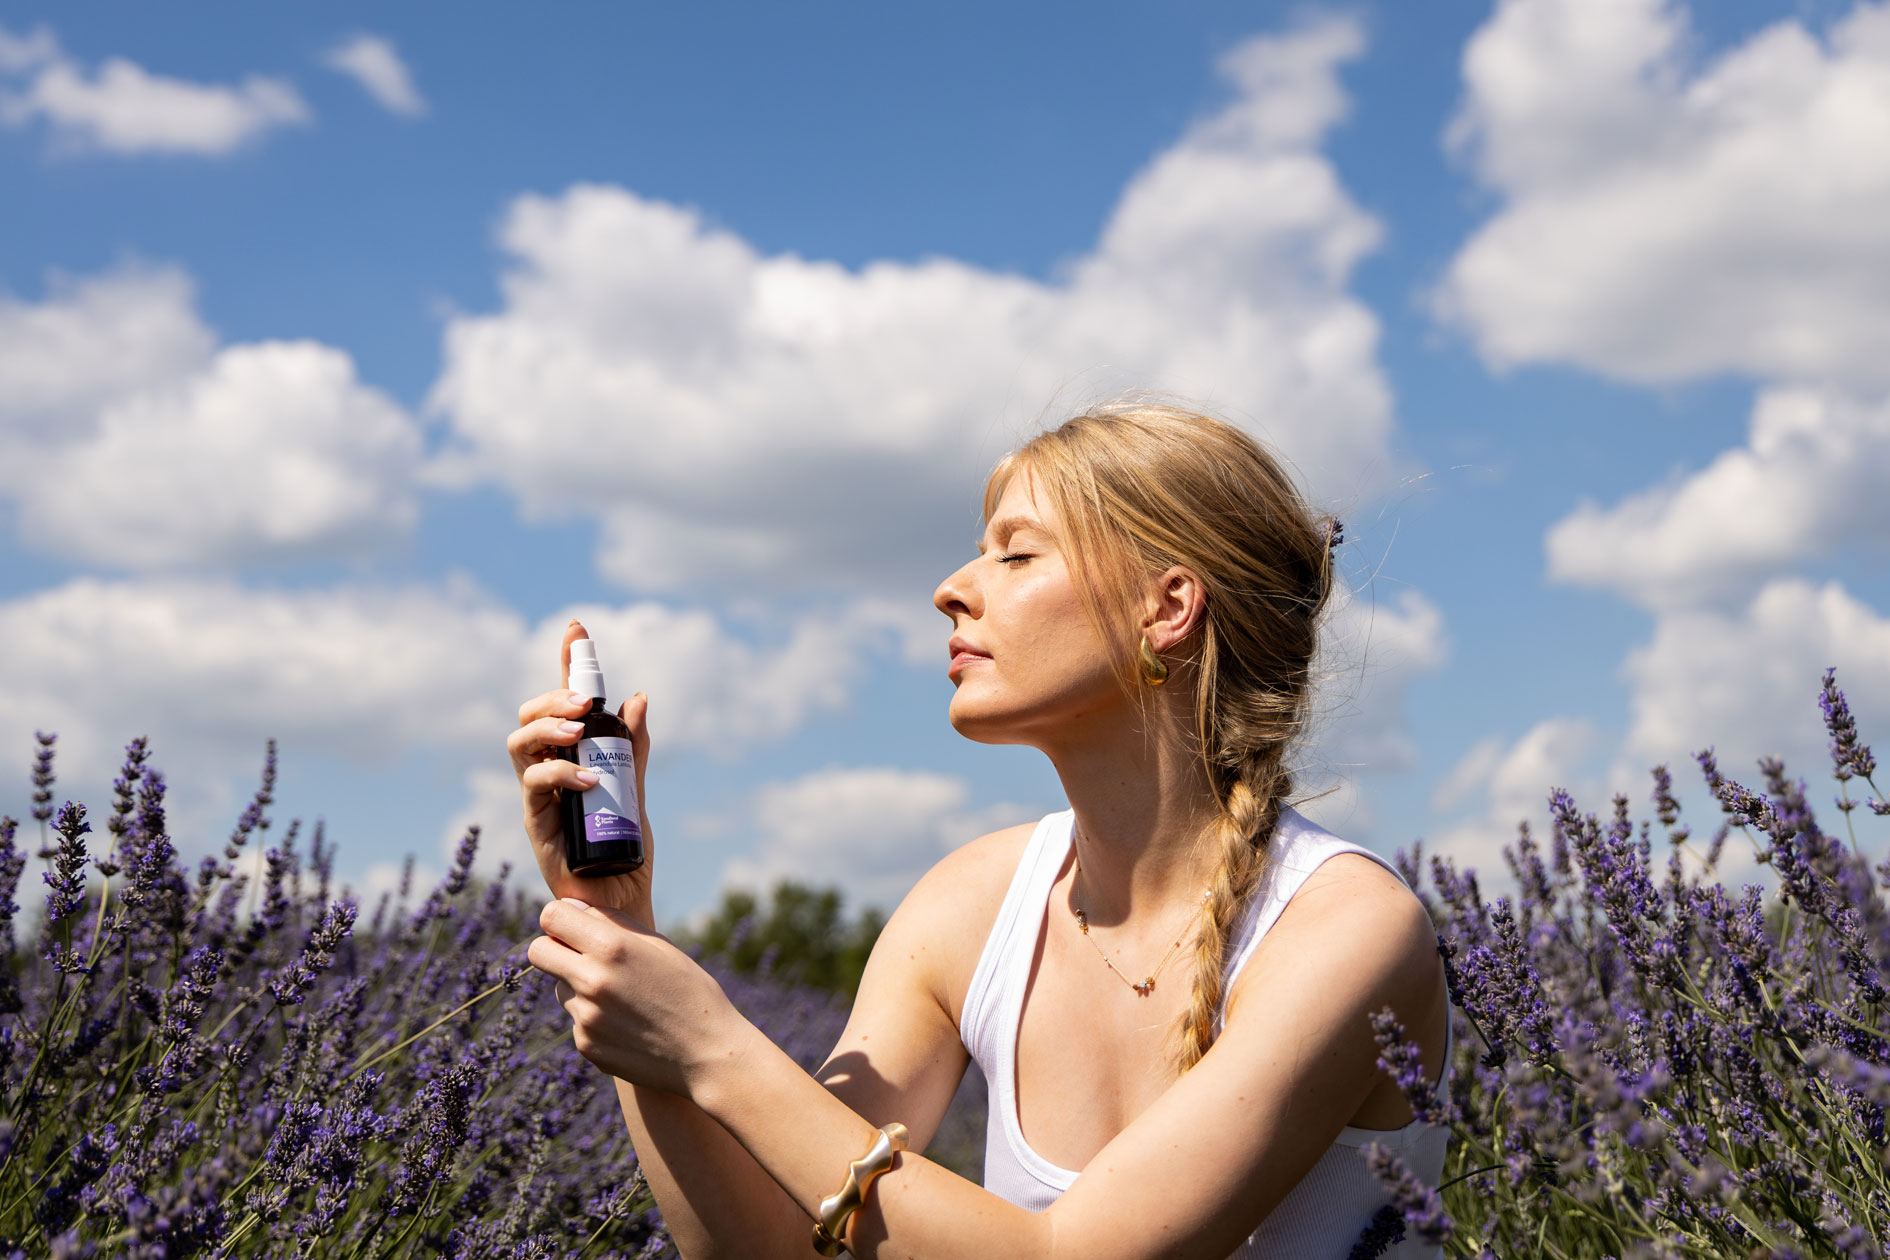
[
  {"xmin": 568, "ymin": 693, "xmax": 590, "ymax": 709},
  {"xmin": 558, "ymin": 721, "xmax": 584, "ymax": 734},
  {"xmin": 561, "ymin": 896, "xmax": 591, "ymax": 908},
  {"xmin": 574, "ymin": 770, "xmax": 600, "ymax": 786},
  {"xmin": 633, "ymin": 690, "xmax": 646, "ymax": 700}
]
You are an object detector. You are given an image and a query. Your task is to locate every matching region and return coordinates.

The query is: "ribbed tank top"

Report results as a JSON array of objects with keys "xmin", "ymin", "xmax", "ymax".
[{"xmin": 960, "ymin": 807, "xmax": 1451, "ymax": 1260}]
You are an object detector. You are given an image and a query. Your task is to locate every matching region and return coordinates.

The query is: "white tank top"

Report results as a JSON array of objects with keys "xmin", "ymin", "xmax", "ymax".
[{"xmin": 960, "ymin": 807, "xmax": 1451, "ymax": 1260}]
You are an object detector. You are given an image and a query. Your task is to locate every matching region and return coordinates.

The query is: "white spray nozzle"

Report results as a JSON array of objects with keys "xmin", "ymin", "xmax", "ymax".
[{"xmin": 569, "ymin": 637, "xmax": 607, "ymax": 701}]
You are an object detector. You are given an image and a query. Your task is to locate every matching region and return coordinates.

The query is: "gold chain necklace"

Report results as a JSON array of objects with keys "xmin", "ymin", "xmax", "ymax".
[{"xmin": 1069, "ymin": 846, "xmax": 1212, "ymax": 998}]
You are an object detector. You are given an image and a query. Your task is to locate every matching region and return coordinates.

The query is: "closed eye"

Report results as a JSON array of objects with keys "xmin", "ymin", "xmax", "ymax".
[{"xmin": 996, "ymin": 552, "xmax": 1033, "ymax": 566}]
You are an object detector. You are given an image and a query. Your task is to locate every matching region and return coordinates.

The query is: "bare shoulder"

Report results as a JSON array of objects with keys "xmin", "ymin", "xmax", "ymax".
[
  {"xmin": 1227, "ymin": 852, "xmax": 1441, "ymax": 1032},
  {"xmin": 868, "ymin": 819, "xmax": 1039, "ymax": 1026}
]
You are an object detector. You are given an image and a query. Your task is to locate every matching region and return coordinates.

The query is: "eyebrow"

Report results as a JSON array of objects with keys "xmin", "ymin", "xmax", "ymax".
[{"xmin": 976, "ymin": 515, "xmax": 1048, "ymax": 554}]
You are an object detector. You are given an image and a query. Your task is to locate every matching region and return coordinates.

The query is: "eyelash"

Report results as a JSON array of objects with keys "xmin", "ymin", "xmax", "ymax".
[{"xmin": 995, "ymin": 552, "xmax": 1032, "ymax": 566}]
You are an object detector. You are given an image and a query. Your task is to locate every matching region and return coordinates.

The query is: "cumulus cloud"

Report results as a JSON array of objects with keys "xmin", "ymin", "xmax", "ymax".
[
  {"xmin": 428, "ymin": 14, "xmax": 1401, "ymax": 600},
  {"xmin": 0, "ymin": 262, "xmax": 425, "ymax": 569},
  {"xmin": 1294, "ymin": 583, "xmax": 1450, "ymax": 837},
  {"xmin": 1425, "ymin": 716, "xmax": 1612, "ymax": 878},
  {"xmin": 0, "ymin": 574, "xmax": 910, "ymax": 899},
  {"xmin": 718, "ymin": 767, "xmax": 1039, "ymax": 913},
  {"xmin": 0, "ymin": 23, "xmax": 309, "ymax": 156},
  {"xmin": 0, "ymin": 265, "xmax": 214, "ymax": 442},
  {"xmin": 1546, "ymin": 386, "xmax": 1890, "ymax": 607},
  {"xmin": 1427, "ymin": 577, "xmax": 1890, "ymax": 886},
  {"xmin": 13, "ymin": 341, "xmax": 421, "ymax": 568},
  {"xmin": 321, "ymin": 33, "xmax": 426, "ymax": 117},
  {"xmin": 0, "ymin": 577, "xmax": 891, "ymax": 790},
  {"xmin": 1437, "ymin": 0, "xmax": 1890, "ymax": 387},
  {"xmin": 1428, "ymin": 578, "xmax": 1890, "ymax": 886},
  {"xmin": 1618, "ymin": 576, "xmax": 1890, "ymax": 780}
]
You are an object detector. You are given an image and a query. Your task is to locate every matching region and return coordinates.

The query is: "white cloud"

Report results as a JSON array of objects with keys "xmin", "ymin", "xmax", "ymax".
[
  {"xmin": 1294, "ymin": 583, "xmax": 1450, "ymax": 837},
  {"xmin": 1430, "ymin": 734, "xmax": 1505, "ymax": 816},
  {"xmin": 0, "ymin": 578, "xmax": 524, "ymax": 787},
  {"xmin": 718, "ymin": 766, "xmax": 1039, "ymax": 912},
  {"xmin": 0, "ymin": 23, "xmax": 57, "ymax": 74},
  {"xmin": 1437, "ymin": 0, "xmax": 1890, "ymax": 387},
  {"xmin": 0, "ymin": 575, "xmax": 905, "ymax": 894},
  {"xmin": 1425, "ymin": 578, "xmax": 1890, "ymax": 885},
  {"xmin": 0, "ymin": 263, "xmax": 425, "ymax": 569},
  {"xmin": 1619, "ymin": 576, "xmax": 1890, "ymax": 781},
  {"xmin": 427, "ymin": 14, "xmax": 1402, "ymax": 600},
  {"xmin": 513, "ymin": 600, "xmax": 891, "ymax": 754},
  {"xmin": 0, "ymin": 265, "xmax": 214, "ymax": 441},
  {"xmin": 435, "ymin": 768, "xmax": 526, "ymax": 883},
  {"xmin": 321, "ymin": 33, "xmax": 426, "ymax": 117},
  {"xmin": 1546, "ymin": 386, "xmax": 1890, "ymax": 607},
  {"xmin": 1426, "ymin": 716, "xmax": 1612, "ymax": 879},
  {"xmin": 0, "ymin": 578, "xmax": 890, "ymax": 784},
  {"xmin": 0, "ymin": 24, "xmax": 309, "ymax": 156},
  {"xmin": 12, "ymin": 341, "xmax": 422, "ymax": 568}
]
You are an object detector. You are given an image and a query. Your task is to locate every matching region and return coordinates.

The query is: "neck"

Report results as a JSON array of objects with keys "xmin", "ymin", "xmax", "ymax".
[{"xmin": 1038, "ymin": 690, "xmax": 1224, "ymax": 927}]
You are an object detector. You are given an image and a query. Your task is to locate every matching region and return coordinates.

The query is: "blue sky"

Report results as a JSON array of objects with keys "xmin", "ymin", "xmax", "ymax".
[{"xmin": 3, "ymin": 0, "xmax": 1887, "ymax": 926}]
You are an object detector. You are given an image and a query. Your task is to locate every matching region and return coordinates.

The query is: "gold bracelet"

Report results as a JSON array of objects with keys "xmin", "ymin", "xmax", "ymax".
[{"xmin": 810, "ymin": 1121, "xmax": 909, "ymax": 1256}]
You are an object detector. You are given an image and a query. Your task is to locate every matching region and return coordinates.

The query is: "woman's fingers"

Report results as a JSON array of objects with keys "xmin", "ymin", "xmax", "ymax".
[
  {"xmin": 619, "ymin": 692, "xmax": 651, "ymax": 783},
  {"xmin": 520, "ymin": 758, "xmax": 599, "ymax": 802},
  {"xmin": 539, "ymin": 897, "xmax": 631, "ymax": 958},
  {"xmin": 507, "ymin": 714, "xmax": 589, "ymax": 766},
  {"xmin": 525, "ymin": 931, "xmax": 589, "ymax": 983},
  {"xmin": 516, "ymin": 688, "xmax": 592, "ymax": 729}
]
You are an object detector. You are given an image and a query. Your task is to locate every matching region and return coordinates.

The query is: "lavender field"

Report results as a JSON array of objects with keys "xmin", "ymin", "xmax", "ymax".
[{"xmin": 2, "ymin": 668, "xmax": 1887, "ymax": 1258}]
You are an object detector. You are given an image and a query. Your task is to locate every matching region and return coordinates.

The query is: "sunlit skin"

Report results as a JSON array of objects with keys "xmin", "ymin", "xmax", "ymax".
[{"xmin": 507, "ymin": 464, "xmax": 1449, "ymax": 1260}]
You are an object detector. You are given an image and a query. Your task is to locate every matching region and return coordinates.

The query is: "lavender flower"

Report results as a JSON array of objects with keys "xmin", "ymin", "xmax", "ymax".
[
  {"xmin": 1821, "ymin": 667, "xmax": 1877, "ymax": 783},
  {"xmin": 1362, "ymin": 1142, "xmax": 1452, "ymax": 1244},
  {"xmin": 1347, "ymin": 1203, "xmax": 1405, "ymax": 1260}
]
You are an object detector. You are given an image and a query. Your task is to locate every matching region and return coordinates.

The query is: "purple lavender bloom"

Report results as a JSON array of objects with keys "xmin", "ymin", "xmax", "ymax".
[
  {"xmin": 1820, "ymin": 667, "xmax": 1877, "ymax": 784},
  {"xmin": 1347, "ymin": 1204, "xmax": 1405, "ymax": 1260},
  {"xmin": 1370, "ymin": 1008, "xmax": 1452, "ymax": 1127},
  {"xmin": 30, "ymin": 731, "xmax": 56, "ymax": 829},
  {"xmin": 41, "ymin": 801, "xmax": 91, "ymax": 930},
  {"xmin": 1362, "ymin": 1142, "xmax": 1452, "ymax": 1244},
  {"xmin": 267, "ymin": 900, "xmax": 356, "ymax": 1006}
]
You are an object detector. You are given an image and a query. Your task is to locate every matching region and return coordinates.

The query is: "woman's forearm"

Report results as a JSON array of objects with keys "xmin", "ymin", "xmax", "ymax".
[
  {"xmin": 694, "ymin": 1021, "xmax": 1053, "ymax": 1260},
  {"xmin": 610, "ymin": 1075, "xmax": 809, "ymax": 1260}
]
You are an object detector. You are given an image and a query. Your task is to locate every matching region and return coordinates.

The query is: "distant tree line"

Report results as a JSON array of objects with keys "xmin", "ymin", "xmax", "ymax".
[{"xmin": 675, "ymin": 880, "xmax": 886, "ymax": 998}]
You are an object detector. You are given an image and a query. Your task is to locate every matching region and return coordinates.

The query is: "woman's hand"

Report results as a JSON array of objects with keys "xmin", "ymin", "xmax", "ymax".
[
  {"xmin": 508, "ymin": 619, "xmax": 656, "ymax": 925},
  {"xmin": 529, "ymin": 897, "xmax": 750, "ymax": 1097}
]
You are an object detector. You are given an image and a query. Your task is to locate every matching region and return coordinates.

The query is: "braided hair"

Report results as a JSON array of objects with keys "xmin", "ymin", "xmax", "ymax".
[{"xmin": 982, "ymin": 397, "xmax": 1341, "ymax": 1073}]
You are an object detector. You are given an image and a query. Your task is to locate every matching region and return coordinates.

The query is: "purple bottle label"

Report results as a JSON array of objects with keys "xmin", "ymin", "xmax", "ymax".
[{"xmin": 577, "ymin": 736, "xmax": 641, "ymax": 849}]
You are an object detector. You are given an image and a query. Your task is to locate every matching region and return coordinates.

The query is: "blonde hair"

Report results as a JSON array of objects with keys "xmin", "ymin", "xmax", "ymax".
[{"xmin": 983, "ymin": 398, "xmax": 1339, "ymax": 1074}]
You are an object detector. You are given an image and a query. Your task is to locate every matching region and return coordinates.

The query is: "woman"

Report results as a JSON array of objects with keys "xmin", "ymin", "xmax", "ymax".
[{"xmin": 510, "ymin": 401, "xmax": 1452, "ymax": 1260}]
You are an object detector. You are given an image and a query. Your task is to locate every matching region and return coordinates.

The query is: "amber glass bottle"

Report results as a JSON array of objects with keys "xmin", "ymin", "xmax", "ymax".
[{"xmin": 557, "ymin": 637, "xmax": 645, "ymax": 877}]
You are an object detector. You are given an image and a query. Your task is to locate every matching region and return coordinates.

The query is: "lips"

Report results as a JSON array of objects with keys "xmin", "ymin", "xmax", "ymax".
[{"xmin": 947, "ymin": 636, "xmax": 992, "ymax": 676}]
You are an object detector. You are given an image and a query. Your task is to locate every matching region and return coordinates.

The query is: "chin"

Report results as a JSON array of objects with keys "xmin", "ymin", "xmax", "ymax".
[{"xmin": 946, "ymin": 690, "xmax": 1036, "ymax": 746}]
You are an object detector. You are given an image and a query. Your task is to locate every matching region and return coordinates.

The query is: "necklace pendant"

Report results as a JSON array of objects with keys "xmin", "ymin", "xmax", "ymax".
[{"xmin": 1134, "ymin": 978, "xmax": 1154, "ymax": 996}]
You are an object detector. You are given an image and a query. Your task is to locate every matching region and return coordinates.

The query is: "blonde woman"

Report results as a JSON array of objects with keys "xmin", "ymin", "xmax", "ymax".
[{"xmin": 512, "ymin": 401, "xmax": 1452, "ymax": 1260}]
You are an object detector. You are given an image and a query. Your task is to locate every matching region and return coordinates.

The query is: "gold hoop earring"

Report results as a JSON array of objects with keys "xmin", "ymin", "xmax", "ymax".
[{"xmin": 1137, "ymin": 635, "xmax": 1169, "ymax": 687}]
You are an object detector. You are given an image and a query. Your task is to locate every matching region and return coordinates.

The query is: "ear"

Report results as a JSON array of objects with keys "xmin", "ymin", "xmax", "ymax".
[{"xmin": 1141, "ymin": 565, "xmax": 1206, "ymax": 653}]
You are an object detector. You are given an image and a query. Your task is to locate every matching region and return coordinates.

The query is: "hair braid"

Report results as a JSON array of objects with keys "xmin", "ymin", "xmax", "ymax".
[{"xmin": 1174, "ymin": 751, "xmax": 1290, "ymax": 1073}]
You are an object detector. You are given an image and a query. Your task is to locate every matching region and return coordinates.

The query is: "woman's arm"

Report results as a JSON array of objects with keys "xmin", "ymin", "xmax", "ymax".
[
  {"xmin": 605, "ymin": 858, "xmax": 1443, "ymax": 1260},
  {"xmin": 560, "ymin": 833, "xmax": 1013, "ymax": 1259}
]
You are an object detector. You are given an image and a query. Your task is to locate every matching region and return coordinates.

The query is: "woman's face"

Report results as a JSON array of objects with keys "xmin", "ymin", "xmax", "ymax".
[{"xmin": 932, "ymin": 468, "xmax": 1129, "ymax": 748}]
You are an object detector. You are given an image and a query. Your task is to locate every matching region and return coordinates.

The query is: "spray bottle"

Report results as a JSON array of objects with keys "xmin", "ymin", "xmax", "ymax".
[{"xmin": 558, "ymin": 637, "xmax": 645, "ymax": 877}]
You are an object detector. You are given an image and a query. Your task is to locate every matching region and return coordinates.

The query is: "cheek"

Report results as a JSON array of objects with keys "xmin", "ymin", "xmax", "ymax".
[{"xmin": 998, "ymin": 572, "xmax": 1112, "ymax": 678}]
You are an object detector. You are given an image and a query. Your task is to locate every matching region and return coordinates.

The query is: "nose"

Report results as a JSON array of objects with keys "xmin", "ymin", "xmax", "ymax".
[{"xmin": 933, "ymin": 557, "xmax": 982, "ymax": 623}]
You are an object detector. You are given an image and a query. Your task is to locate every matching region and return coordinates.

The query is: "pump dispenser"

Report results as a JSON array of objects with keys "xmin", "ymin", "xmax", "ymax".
[{"xmin": 558, "ymin": 637, "xmax": 644, "ymax": 877}]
